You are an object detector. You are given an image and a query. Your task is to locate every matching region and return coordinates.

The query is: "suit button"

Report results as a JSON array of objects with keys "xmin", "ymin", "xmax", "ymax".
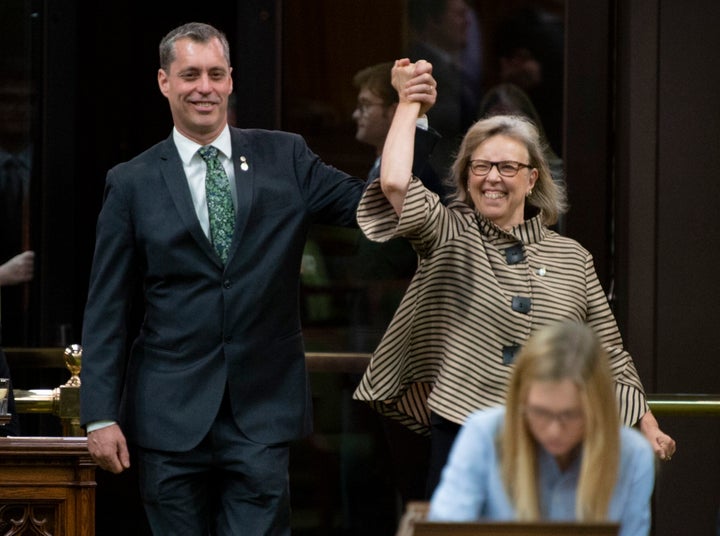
[{"xmin": 223, "ymin": 279, "xmax": 231, "ymax": 289}]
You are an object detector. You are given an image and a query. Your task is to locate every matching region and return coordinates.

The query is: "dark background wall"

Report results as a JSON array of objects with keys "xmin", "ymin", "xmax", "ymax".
[{"xmin": 567, "ymin": 1, "xmax": 720, "ymax": 534}]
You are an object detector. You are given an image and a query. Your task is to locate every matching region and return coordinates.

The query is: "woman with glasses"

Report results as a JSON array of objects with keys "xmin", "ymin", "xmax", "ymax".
[
  {"xmin": 353, "ymin": 58, "xmax": 675, "ymax": 497},
  {"xmin": 428, "ymin": 321, "xmax": 655, "ymax": 536}
]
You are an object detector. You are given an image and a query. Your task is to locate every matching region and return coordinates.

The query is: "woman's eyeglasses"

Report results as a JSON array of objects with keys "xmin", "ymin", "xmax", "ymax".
[
  {"xmin": 468, "ymin": 159, "xmax": 532, "ymax": 177},
  {"xmin": 523, "ymin": 405, "xmax": 584, "ymax": 427}
]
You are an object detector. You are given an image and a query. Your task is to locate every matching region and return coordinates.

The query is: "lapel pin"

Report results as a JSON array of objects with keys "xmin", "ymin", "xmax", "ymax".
[{"xmin": 239, "ymin": 156, "xmax": 249, "ymax": 171}]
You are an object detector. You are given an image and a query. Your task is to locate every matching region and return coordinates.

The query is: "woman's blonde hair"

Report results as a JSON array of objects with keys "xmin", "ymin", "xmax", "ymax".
[
  {"xmin": 450, "ymin": 115, "xmax": 567, "ymax": 226},
  {"xmin": 501, "ymin": 321, "xmax": 620, "ymax": 521}
]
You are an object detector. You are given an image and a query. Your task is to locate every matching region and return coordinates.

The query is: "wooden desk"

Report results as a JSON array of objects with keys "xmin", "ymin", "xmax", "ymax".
[
  {"xmin": 412, "ymin": 521, "xmax": 619, "ymax": 536},
  {"xmin": 398, "ymin": 502, "xmax": 619, "ymax": 536},
  {"xmin": 0, "ymin": 437, "xmax": 96, "ymax": 536}
]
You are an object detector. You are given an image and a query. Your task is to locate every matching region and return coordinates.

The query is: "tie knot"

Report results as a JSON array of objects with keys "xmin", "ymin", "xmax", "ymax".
[{"xmin": 198, "ymin": 145, "xmax": 219, "ymax": 161}]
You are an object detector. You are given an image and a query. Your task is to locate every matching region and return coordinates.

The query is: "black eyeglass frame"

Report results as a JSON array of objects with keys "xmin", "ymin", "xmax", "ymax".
[{"xmin": 468, "ymin": 159, "xmax": 533, "ymax": 177}]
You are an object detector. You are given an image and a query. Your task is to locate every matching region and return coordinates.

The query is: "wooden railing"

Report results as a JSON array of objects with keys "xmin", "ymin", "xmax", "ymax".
[{"xmin": 6, "ymin": 348, "xmax": 720, "ymax": 417}]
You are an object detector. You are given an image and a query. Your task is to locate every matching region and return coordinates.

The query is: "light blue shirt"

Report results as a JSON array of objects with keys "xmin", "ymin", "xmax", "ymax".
[{"xmin": 429, "ymin": 406, "xmax": 655, "ymax": 536}]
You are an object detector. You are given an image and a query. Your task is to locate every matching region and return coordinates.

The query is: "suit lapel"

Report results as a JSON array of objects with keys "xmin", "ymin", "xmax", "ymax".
[
  {"xmin": 158, "ymin": 135, "xmax": 221, "ymax": 266},
  {"xmin": 226, "ymin": 128, "xmax": 255, "ymax": 263}
]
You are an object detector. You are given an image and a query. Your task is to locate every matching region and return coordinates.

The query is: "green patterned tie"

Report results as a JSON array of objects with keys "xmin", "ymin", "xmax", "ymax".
[{"xmin": 198, "ymin": 145, "xmax": 234, "ymax": 263}]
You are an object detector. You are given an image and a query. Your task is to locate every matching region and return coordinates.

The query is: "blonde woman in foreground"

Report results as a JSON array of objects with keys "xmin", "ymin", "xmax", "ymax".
[{"xmin": 429, "ymin": 321, "xmax": 655, "ymax": 536}]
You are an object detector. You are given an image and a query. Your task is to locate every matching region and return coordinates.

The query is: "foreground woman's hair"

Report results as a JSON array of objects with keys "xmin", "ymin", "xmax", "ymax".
[{"xmin": 501, "ymin": 321, "xmax": 620, "ymax": 521}]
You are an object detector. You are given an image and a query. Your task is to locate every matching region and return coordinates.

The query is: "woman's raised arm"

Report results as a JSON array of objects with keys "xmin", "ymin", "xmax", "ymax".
[{"xmin": 380, "ymin": 58, "xmax": 436, "ymax": 215}]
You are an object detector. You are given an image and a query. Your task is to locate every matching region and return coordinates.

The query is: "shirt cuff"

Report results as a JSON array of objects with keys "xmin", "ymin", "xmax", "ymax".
[
  {"xmin": 86, "ymin": 420, "xmax": 116, "ymax": 433},
  {"xmin": 416, "ymin": 115, "xmax": 429, "ymax": 131}
]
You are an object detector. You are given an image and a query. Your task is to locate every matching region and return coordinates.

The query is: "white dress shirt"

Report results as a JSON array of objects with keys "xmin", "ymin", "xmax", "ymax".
[{"xmin": 172, "ymin": 125, "xmax": 238, "ymax": 240}]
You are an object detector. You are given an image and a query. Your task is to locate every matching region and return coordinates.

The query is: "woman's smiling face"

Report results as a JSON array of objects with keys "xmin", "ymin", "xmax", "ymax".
[{"xmin": 467, "ymin": 134, "xmax": 537, "ymax": 230}]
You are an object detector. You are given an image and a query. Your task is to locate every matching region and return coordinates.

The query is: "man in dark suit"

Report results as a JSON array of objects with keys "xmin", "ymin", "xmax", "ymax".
[{"xmin": 80, "ymin": 22, "xmax": 437, "ymax": 535}]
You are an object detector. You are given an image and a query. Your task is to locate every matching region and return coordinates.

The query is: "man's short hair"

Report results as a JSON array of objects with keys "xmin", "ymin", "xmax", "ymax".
[{"xmin": 352, "ymin": 62, "xmax": 397, "ymax": 106}]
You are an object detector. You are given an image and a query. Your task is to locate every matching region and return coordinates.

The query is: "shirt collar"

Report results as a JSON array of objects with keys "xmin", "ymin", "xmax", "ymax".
[
  {"xmin": 476, "ymin": 213, "xmax": 548, "ymax": 244},
  {"xmin": 173, "ymin": 124, "xmax": 232, "ymax": 165},
  {"xmin": 537, "ymin": 443, "xmax": 583, "ymax": 490}
]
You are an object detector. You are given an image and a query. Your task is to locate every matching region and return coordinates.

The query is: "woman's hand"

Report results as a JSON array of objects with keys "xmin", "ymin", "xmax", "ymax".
[
  {"xmin": 639, "ymin": 410, "xmax": 677, "ymax": 461},
  {"xmin": 392, "ymin": 58, "xmax": 437, "ymax": 117}
]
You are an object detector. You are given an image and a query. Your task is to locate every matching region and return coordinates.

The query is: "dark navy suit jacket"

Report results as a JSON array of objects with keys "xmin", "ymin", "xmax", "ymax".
[{"xmin": 80, "ymin": 127, "xmax": 365, "ymax": 450}]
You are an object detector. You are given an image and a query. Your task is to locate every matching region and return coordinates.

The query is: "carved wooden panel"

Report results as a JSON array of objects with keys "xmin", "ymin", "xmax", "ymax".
[
  {"xmin": 0, "ymin": 438, "xmax": 95, "ymax": 536},
  {"xmin": 0, "ymin": 503, "xmax": 56, "ymax": 535}
]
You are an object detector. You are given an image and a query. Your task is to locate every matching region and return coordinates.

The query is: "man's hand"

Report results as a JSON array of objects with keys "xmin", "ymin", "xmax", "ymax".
[
  {"xmin": 392, "ymin": 58, "xmax": 437, "ymax": 117},
  {"xmin": 0, "ymin": 251, "xmax": 35, "ymax": 286},
  {"xmin": 87, "ymin": 423, "xmax": 131, "ymax": 473}
]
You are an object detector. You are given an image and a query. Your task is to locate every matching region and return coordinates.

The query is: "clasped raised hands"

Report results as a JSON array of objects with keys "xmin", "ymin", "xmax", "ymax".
[{"xmin": 391, "ymin": 58, "xmax": 437, "ymax": 117}]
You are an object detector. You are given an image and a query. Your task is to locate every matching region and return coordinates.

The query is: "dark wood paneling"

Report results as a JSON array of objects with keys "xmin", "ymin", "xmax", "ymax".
[
  {"xmin": 655, "ymin": 0, "xmax": 720, "ymax": 392},
  {"xmin": 614, "ymin": 1, "xmax": 720, "ymax": 535},
  {"xmin": 613, "ymin": 0, "xmax": 660, "ymax": 388},
  {"xmin": 652, "ymin": 3, "xmax": 720, "ymax": 532},
  {"xmin": 563, "ymin": 0, "xmax": 613, "ymax": 288}
]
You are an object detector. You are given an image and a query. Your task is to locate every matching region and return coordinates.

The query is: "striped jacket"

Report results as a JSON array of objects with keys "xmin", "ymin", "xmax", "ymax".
[{"xmin": 353, "ymin": 177, "xmax": 648, "ymax": 435}]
